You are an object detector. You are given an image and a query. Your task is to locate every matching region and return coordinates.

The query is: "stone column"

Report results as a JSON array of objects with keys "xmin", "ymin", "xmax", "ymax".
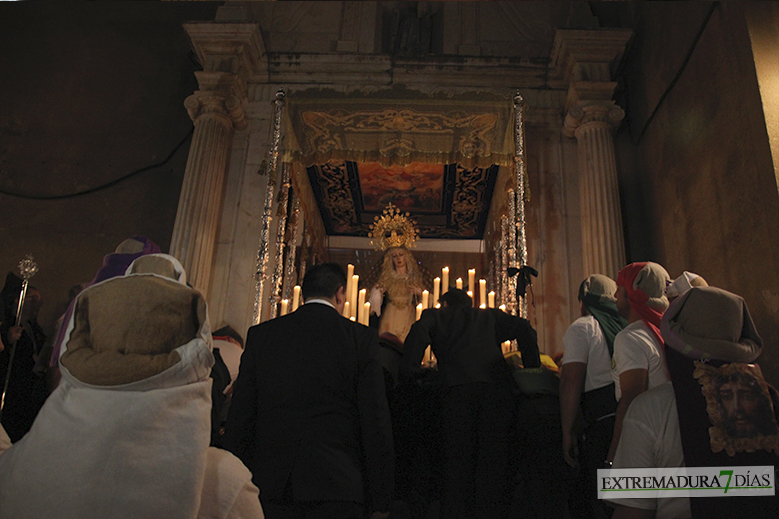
[
  {"xmin": 170, "ymin": 72, "xmax": 246, "ymax": 293},
  {"xmin": 551, "ymin": 29, "xmax": 633, "ymax": 279},
  {"xmin": 565, "ymin": 103, "xmax": 626, "ymax": 278},
  {"xmin": 171, "ymin": 23, "xmax": 266, "ymax": 295}
]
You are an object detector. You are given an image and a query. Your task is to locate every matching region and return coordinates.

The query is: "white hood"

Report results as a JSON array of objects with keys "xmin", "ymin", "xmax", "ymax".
[{"xmin": 0, "ymin": 254, "xmax": 217, "ymax": 519}]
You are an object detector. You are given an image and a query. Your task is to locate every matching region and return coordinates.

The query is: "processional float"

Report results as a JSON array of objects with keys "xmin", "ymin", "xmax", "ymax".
[{"xmin": 251, "ymin": 89, "xmax": 534, "ymax": 324}]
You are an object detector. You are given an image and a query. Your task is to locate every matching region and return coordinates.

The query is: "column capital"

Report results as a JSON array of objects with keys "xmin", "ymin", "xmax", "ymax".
[
  {"xmin": 563, "ymin": 100, "xmax": 625, "ymax": 139},
  {"xmin": 183, "ymin": 22, "xmax": 268, "ymax": 83},
  {"xmin": 185, "ymin": 72, "xmax": 248, "ymax": 130},
  {"xmin": 562, "ymin": 80, "xmax": 625, "ymax": 138},
  {"xmin": 550, "ymin": 29, "xmax": 632, "ymax": 138},
  {"xmin": 182, "ymin": 22, "xmax": 265, "ymax": 130}
]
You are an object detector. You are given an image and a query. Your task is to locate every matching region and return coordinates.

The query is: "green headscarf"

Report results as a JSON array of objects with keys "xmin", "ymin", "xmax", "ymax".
[{"xmin": 578, "ymin": 274, "xmax": 628, "ymax": 356}]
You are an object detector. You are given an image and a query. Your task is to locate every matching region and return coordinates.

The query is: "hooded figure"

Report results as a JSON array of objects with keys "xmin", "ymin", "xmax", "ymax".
[
  {"xmin": 49, "ymin": 235, "xmax": 161, "ymax": 369},
  {"xmin": 615, "ymin": 261, "xmax": 670, "ymax": 346},
  {"xmin": 560, "ymin": 275, "xmax": 628, "ymax": 518},
  {"xmin": 608, "ymin": 261, "xmax": 671, "ymax": 463},
  {"xmin": 0, "ymin": 254, "xmax": 263, "ymax": 519}
]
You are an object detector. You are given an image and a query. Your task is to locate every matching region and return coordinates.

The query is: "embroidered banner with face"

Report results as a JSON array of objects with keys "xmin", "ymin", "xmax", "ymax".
[{"xmin": 694, "ymin": 362, "xmax": 779, "ymax": 456}]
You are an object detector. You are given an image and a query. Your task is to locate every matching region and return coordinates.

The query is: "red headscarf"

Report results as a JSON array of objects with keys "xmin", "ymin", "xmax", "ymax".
[{"xmin": 616, "ymin": 262, "xmax": 666, "ymax": 346}]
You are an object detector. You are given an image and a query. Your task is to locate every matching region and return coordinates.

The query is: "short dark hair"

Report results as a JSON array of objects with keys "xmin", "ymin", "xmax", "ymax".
[
  {"xmin": 302, "ymin": 263, "xmax": 347, "ymax": 301},
  {"xmin": 439, "ymin": 288, "xmax": 472, "ymax": 308}
]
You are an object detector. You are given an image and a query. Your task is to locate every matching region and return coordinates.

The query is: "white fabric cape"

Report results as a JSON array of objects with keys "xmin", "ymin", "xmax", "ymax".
[{"xmin": 0, "ymin": 255, "xmax": 253, "ymax": 519}]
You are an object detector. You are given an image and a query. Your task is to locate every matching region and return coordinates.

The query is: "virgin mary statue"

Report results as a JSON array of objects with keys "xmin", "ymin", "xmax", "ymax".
[{"xmin": 366, "ymin": 205, "xmax": 428, "ymax": 343}]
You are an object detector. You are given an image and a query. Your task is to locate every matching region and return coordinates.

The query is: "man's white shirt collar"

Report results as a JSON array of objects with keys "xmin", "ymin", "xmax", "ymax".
[{"xmin": 304, "ymin": 298, "xmax": 336, "ymax": 310}]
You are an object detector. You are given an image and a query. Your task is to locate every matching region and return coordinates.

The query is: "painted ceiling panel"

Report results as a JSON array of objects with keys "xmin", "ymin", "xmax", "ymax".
[
  {"xmin": 358, "ymin": 162, "xmax": 444, "ymax": 213},
  {"xmin": 307, "ymin": 160, "xmax": 498, "ymax": 240}
]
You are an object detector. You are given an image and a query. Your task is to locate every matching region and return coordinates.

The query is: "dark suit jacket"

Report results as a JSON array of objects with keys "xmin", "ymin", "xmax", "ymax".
[
  {"xmin": 223, "ymin": 302, "xmax": 394, "ymax": 511},
  {"xmin": 400, "ymin": 306, "xmax": 540, "ymax": 388}
]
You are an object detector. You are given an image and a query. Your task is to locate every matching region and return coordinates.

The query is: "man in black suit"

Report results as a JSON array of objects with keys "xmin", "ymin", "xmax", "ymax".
[
  {"xmin": 400, "ymin": 288, "xmax": 540, "ymax": 519},
  {"xmin": 224, "ymin": 263, "xmax": 394, "ymax": 519}
]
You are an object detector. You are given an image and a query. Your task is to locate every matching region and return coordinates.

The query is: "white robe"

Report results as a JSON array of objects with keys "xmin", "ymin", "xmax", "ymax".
[{"xmin": 0, "ymin": 255, "xmax": 263, "ymax": 519}]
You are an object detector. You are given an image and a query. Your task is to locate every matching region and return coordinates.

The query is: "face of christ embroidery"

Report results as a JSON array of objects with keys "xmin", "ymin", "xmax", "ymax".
[{"xmin": 695, "ymin": 362, "xmax": 779, "ymax": 456}]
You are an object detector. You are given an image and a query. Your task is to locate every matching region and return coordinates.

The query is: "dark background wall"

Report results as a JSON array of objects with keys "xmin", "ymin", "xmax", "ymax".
[
  {"xmin": 0, "ymin": 2, "xmax": 221, "ymax": 331},
  {"xmin": 615, "ymin": 2, "xmax": 779, "ymax": 386}
]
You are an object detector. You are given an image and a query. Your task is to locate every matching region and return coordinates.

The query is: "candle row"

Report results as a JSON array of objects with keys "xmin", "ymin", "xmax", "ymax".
[
  {"xmin": 414, "ymin": 294, "xmax": 502, "ymax": 321},
  {"xmin": 344, "ymin": 300, "xmax": 372, "ymax": 325},
  {"xmin": 275, "ymin": 267, "xmax": 500, "ymax": 318},
  {"xmin": 279, "ymin": 285, "xmax": 303, "ymax": 316},
  {"xmin": 342, "ymin": 265, "xmax": 375, "ymax": 325},
  {"xmin": 344, "ymin": 265, "xmax": 359, "ymax": 319},
  {"xmin": 435, "ymin": 267, "xmax": 496, "ymax": 309},
  {"xmin": 342, "ymin": 263, "xmax": 501, "ymax": 316}
]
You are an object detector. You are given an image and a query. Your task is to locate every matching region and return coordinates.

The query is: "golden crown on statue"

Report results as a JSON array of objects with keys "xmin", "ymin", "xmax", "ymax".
[{"xmin": 368, "ymin": 203, "xmax": 418, "ymax": 251}]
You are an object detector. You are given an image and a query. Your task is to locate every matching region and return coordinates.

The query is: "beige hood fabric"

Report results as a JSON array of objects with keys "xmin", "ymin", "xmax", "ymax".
[
  {"xmin": 60, "ymin": 255, "xmax": 205, "ymax": 386},
  {"xmin": 579, "ymin": 274, "xmax": 618, "ymax": 304},
  {"xmin": 0, "ymin": 254, "xmax": 262, "ymax": 519}
]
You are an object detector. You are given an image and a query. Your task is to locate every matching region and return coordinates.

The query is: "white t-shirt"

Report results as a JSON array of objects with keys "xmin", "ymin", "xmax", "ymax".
[
  {"xmin": 606, "ymin": 382, "xmax": 691, "ymax": 519},
  {"xmin": 561, "ymin": 315, "xmax": 614, "ymax": 392},
  {"xmin": 612, "ymin": 320, "xmax": 670, "ymax": 401}
]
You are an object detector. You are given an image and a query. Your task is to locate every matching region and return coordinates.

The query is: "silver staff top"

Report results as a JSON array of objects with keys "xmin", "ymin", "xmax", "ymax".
[{"xmin": 18, "ymin": 254, "xmax": 38, "ymax": 281}]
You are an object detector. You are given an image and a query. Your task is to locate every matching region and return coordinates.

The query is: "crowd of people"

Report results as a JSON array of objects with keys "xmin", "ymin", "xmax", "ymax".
[
  {"xmin": 0, "ymin": 236, "xmax": 778, "ymax": 519},
  {"xmin": 560, "ymin": 264, "xmax": 779, "ymax": 519}
]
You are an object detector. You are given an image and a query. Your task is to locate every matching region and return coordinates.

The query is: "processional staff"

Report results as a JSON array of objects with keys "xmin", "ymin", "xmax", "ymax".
[{"xmin": 0, "ymin": 254, "xmax": 39, "ymax": 421}]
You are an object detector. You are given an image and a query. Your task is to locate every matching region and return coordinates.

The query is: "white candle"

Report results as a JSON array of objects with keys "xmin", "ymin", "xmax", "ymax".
[
  {"xmin": 502, "ymin": 340, "xmax": 511, "ymax": 354},
  {"xmin": 422, "ymin": 290, "xmax": 429, "ymax": 308},
  {"xmin": 442, "ymin": 267, "xmax": 449, "ymax": 295},
  {"xmin": 292, "ymin": 285, "xmax": 301, "ymax": 312},
  {"xmin": 480, "ymin": 303, "xmax": 486, "ymax": 309},
  {"xmin": 468, "ymin": 269, "xmax": 476, "ymax": 295},
  {"xmin": 358, "ymin": 288, "xmax": 366, "ymax": 314},
  {"xmin": 363, "ymin": 302, "xmax": 371, "ymax": 325},
  {"xmin": 479, "ymin": 279, "xmax": 487, "ymax": 308},
  {"xmin": 416, "ymin": 303, "xmax": 423, "ymax": 320},
  {"xmin": 488, "ymin": 291, "xmax": 495, "ymax": 308},
  {"xmin": 343, "ymin": 301, "xmax": 351, "ymax": 318},
  {"xmin": 467, "ymin": 290, "xmax": 473, "ymax": 303},
  {"xmin": 456, "ymin": 278, "xmax": 463, "ymax": 290},
  {"xmin": 433, "ymin": 277, "xmax": 440, "ymax": 307},
  {"xmin": 499, "ymin": 304, "xmax": 506, "ymax": 313},
  {"xmin": 280, "ymin": 299, "xmax": 289, "ymax": 316},
  {"xmin": 346, "ymin": 264, "xmax": 354, "ymax": 308},
  {"xmin": 351, "ymin": 275, "xmax": 359, "ymax": 319}
]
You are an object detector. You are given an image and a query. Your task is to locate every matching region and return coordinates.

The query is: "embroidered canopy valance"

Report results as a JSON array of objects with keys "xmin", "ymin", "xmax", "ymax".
[{"xmin": 284, "ymin": 89, "xmax": 515, "ymax": 169}]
